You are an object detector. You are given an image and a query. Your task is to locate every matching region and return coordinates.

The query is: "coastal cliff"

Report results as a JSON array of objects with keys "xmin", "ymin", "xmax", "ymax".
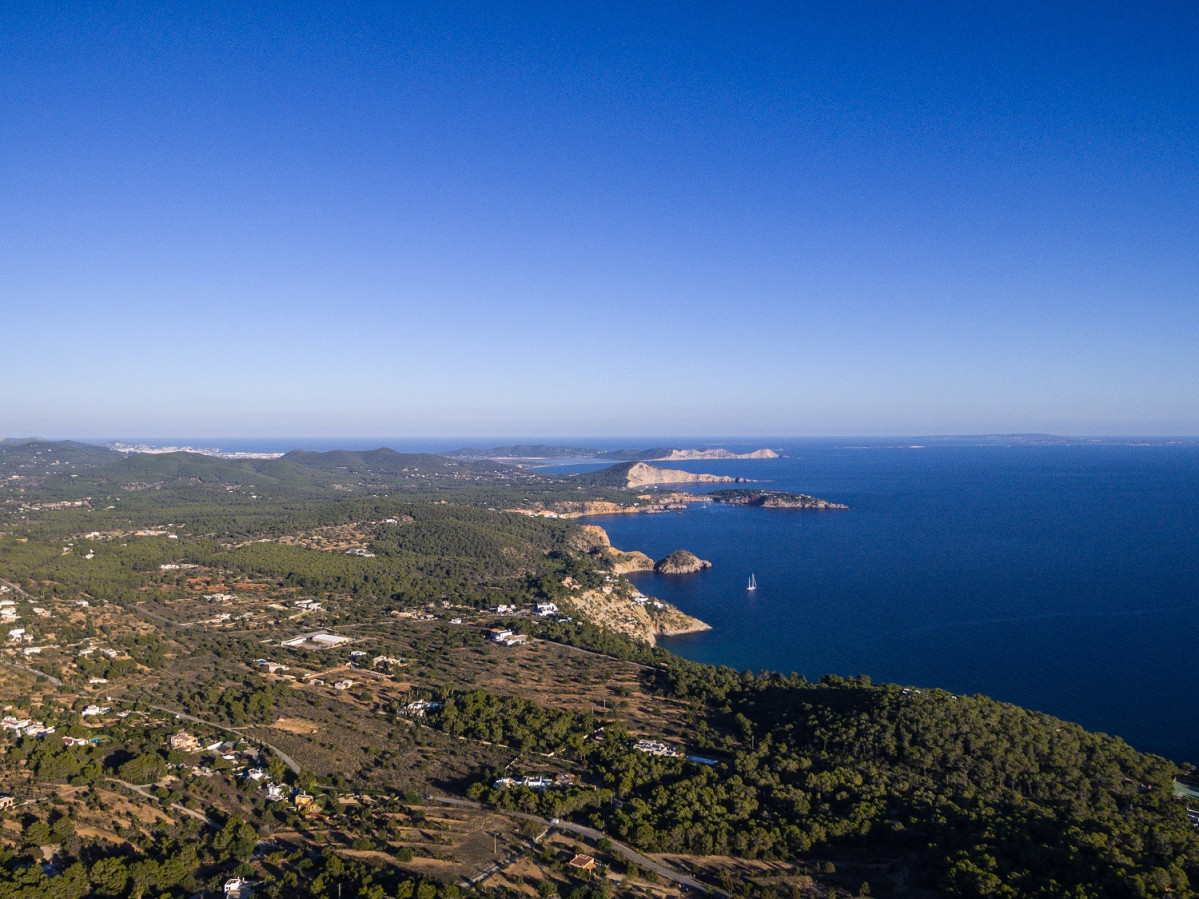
[
  {"xmin": 571, "ymin": 583, "xmax": 710, "ymax": 645},
  {"xmin": 568, "ymin": 525, "xmax": 710, "ymax": 643},
  {"xmin": 571, "ymin": 524, "xmax": 655, "ymax": 572},
  {"xmin": 623, "ymin": 462, "xmax": 747, "ymax": 488},
  {"xmin": 572, "ymin": 461, "xmax": 751, "ymax": 490}
]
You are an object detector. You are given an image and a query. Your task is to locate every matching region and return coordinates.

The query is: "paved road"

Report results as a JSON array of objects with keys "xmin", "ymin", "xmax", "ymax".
[
  {"xmin": 0, "ymin": 578, "xmax": 32, "ymax": 599},
  {"xmin": 15, "ymin": 785, "xmax": 87, "ymax": 808},
  {"xmin": 134, "ymin": 701, "xmax": 302, "ymax": 775},
  {"xmin": 539, "ymin": 637, "xmax": 656, "ymax": 671},
  {"xmin": 112, "ymin": 778, "xmax": 217, "ymax": 826},
  {"xmin": 430, "ymin": 795, "xmax": 727, "ymax": 896},
  {"xmin": 0, "ymin": 659, "xmax": 63, "ymax": 687}
]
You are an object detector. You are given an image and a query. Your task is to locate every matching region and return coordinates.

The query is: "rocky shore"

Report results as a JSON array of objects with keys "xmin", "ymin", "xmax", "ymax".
[
  {"xmin": 570, "ymin": 584, "xmax": 712, "ymax": 645},
  {"xmin": 527, "ymin": 486, "xmax": 846, "ymax": 518},
  {"xmin": 568, "ymin": 525, "xmax": 711, "ymax": 644},
  {"xmin": 708, "ymin": 489, "xmax": 850, "ymax": 510}
]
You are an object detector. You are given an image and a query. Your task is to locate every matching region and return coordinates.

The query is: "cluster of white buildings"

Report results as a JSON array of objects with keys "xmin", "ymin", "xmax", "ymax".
[
  {"xmin": 634, "ymin": 739, "xmax": 680, "ymax": 758},
  {"xmin": 492, "ymin": 773, "xmax": 575, "ymax": 791},
  {"xmin": 2, "ymin": 716, "xmax": 54, "ymax": 738},
  {"xmin": 77, "ymin": 644, "xmax": 119, "ymax": 659},
  {"xmin": 400, "ymin": 698, "xmax": 442, "ymax": 718}
]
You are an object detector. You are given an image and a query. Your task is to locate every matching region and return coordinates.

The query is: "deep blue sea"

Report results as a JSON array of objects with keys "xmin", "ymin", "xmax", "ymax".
[
  {"xmin": 564, "ymin": 441, "xmax": 1199, "ymax": 764},
  {"xmin": 107, "ymin": 436, "xmax": 1199, "ymax": 763}
]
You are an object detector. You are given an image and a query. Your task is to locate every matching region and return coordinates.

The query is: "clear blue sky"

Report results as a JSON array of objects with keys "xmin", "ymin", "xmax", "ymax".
[{"xmin": 3, "ymin": 2, "xmax": 1197, "ymax": 438}]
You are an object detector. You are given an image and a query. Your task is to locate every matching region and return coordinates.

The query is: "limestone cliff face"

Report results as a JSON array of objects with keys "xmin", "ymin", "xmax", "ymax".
[
  {"xmin": 570, "ymin": 524, "xmax": 653, "ymax": 572},
  {"xmin": 610, "ymin": 550, "xmax": 654, "ymax": 574},
  {"xmin": 653, "ymin": 448, "xmax": 780, "ymax": 461},
  {"xmin": 623, "ymin": 462, "xmax": 746, "ymax": 488},
  {"xmin": 560, "ymin": 524, "xmax": 709, "ymax": 643},
  {"xmin": 570, "ymin": 524, "xmax": 612, "ymax": 551},
  {"xmin": 654, "ymin": 550, "xmax": 712, "ymax": 574}
]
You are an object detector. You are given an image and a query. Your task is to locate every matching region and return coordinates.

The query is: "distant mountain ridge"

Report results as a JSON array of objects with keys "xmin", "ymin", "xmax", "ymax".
[
  {"xmin": 6, "ymin": 443, "xmax": 537, "ymax": 497},
  {"xmin": 0, "ymin": 439, "xmax": 123, "ymax": 479},
  {"xmin": 445, "ymin": 444, "xmax": 782, "ymax": 462}
]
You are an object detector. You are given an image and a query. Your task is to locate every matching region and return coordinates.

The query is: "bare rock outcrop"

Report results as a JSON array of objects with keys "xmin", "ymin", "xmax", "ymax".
[{"xmin": 571, "ymin": 586, "xmax": 710, "ymax": 645}]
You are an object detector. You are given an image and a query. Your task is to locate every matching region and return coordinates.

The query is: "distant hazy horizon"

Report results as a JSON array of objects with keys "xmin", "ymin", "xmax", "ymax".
[{"xmin": 8, "ymin": 433, "xmax": 1199, "ymax": 453}]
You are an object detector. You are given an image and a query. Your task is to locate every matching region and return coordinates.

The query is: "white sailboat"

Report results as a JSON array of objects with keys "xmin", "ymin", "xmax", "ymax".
[{"xmin": 747, "ymin": 573, "xmax": 757, "ymax": 591}]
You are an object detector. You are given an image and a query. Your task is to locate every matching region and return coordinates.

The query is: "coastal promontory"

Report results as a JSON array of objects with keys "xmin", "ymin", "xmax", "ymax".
[
  {"xmin": 652, "ymin": 447, "xmax": 780, "ymax": 461},
  {"xmin": 709, "ymin": 489, "xmax": 849, "ymax": 510},
  {"xmin": 576, "ymin": 461, "xmax": 751, "ymax": 489}
]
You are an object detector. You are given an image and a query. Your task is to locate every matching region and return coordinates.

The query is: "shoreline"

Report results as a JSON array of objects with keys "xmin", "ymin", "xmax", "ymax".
[{"xmin": 569, "ymin": 523, "xmax": 713, "ymax": 645}]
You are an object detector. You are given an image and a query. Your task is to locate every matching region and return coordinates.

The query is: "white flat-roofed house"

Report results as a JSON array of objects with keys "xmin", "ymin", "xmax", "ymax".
[
  {"xmin": 489, "ymin": 628, "xmax": 528, "ymax": 646},
  {"xmin": 310, "ymin": 633, "xmax": 350, "ymax": 646}
]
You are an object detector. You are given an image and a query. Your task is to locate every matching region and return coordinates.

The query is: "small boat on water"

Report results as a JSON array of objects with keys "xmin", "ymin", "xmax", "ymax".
[{"xmin": 747, "ymin": 573, "xmax": 757, "ymax": 591}]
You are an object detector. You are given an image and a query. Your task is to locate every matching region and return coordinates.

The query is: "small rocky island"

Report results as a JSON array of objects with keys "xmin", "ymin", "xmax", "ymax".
[
  {"xmin": 654, "ymin": 549, "xmax": 712, "ymax": 574},
  {"xmin": 708, "ymin": 489, "xmax": 850, "ymax": 510}
]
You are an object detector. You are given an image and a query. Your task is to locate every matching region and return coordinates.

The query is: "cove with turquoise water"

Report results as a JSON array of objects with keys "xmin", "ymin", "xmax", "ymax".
[{"xmin": 574, "ymin": 442, "xmax": 1199, "ymax": 765}]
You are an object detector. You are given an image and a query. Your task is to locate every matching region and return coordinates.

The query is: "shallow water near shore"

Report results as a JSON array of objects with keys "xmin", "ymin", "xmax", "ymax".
[{"xmin": 580, "ymin": 441, "xmax": 1199, "ymax": 764}]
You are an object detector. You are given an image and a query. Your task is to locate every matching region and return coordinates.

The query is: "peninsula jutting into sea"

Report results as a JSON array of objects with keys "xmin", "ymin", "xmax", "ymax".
[{"xmin": 1, "ymin": 435, "xmax": 1197, "ymax": 897}]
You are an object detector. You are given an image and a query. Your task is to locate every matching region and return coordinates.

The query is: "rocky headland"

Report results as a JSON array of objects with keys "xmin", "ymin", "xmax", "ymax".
[
  {"xmin": 566, "ymin": 525, "xmax": 711, "ymax": 643},
  {"xmin": 652, "ymin": 448, "xmax": 780, "ymax": 461},
  {"xmin": 570, "ymin": 582, "xmax": 710, "ymax": 645},
  {"xmin": 571, "ymin": 524, "xmax": 654, "ymax": 572},
  {"xmin": 708, "ymin": 489, "xmax": 850, "ymax": 510},
  {"xmin": 623, "ymin": 462, "xmax": 750, "ymax": 488}
]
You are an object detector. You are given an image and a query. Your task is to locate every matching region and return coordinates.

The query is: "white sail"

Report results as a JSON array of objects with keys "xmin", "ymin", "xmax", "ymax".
[{"xmin": 747, "ymin": 573, "xmax": 757, "ymax": 591}]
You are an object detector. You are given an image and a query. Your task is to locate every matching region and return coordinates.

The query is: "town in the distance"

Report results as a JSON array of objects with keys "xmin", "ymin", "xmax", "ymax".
[{"xmin": 0, "ymin": 436, "xmax": 1196, "ymax": 898}]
